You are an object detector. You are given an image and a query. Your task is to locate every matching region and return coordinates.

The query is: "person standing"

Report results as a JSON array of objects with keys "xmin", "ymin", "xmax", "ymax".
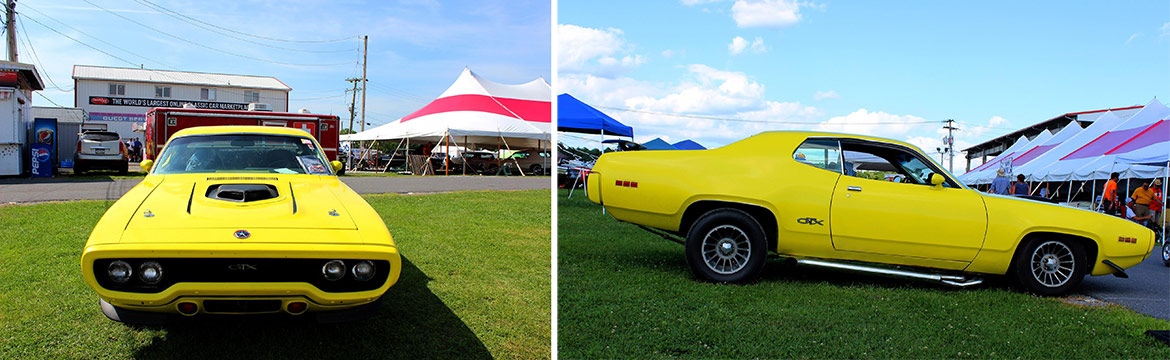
[
  {"xmin": 1039, "ymin": 183, "xmax": 1049, "ymax": 198},
  {"xmin": 1103, "ymin": 172, "xmax": 1120, "ymax": 215},
  {"xmin": 1151, "ymin": 178, "xmax": 1163, "ymax": 226},
  {"xmin": 1012, "ymin": 174, "xmax": 1029, "ymax": 195},
  {"xmin": 990, "ymin": 169, "xmax": 1011, "ymax": 195},
  {"xmin": 1131, "ymin": 181, "xmax": 1156, "ymax": 221}
]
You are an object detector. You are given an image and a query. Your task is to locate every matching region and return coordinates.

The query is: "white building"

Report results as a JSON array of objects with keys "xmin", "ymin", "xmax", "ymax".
[
  {"xmin": 0, "ymin": 61, "xmax": 43, "ymax": 176},
  {"xmin": 72, "ymin": 65, "xmax": 291, "ymax": 141}
]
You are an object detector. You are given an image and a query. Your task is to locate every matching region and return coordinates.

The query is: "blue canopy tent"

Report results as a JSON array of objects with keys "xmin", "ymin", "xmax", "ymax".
[
  {"xmin": 672, "ymin": 139, "xmax": 706, "ymax": 150},
  {"xmin": 557, "ymin": 93, "xmax": 634, "ymax": 137},
  {"xmin": 642, "ymin": 138, "xmax": 677, "ymax": 150}
]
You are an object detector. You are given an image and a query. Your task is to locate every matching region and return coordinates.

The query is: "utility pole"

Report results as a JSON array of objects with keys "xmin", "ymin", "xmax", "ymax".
[
  {"xmin": 6, "ymin": 0, "xmax": 16, "ymax": 61},
  {"xmin": 345, "ymin": 78, "xmax": 361, "ymax": 133},
  {"xmin": 943, "ymin": 119, "xmax": 959, "ymax": 173},
  {"xmin": 360, "ymin": 35, "xmax": 368, "ymax": 132}
]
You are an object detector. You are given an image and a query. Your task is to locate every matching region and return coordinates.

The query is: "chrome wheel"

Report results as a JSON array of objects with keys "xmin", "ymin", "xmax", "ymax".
[
  {"xmin": 702, "ymin": 224, "xmax": 751, "ymax": 275},
  {"xmin": 1030, "ymin": 240, "xmax": 1075, "ymax": 287},
  {"xmin": 1162, "ymin": 244, "xmax": 1170, "ymax": 262}
]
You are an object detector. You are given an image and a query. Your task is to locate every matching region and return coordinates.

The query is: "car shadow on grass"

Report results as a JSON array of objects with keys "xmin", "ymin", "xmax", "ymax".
[{"xmin": 131, "ymin": 257, "xmax": 491, "ymax": 359}]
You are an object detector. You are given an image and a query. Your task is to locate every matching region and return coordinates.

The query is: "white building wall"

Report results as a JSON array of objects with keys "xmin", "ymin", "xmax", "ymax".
[{"xmin": 74, "ymin": 79, "xmax": 289, "ymax": 142}]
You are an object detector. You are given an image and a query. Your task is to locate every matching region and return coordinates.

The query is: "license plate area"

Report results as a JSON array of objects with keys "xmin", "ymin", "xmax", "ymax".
[{"xmin": 202, "ymin": 299, "xmax": 281, "ymax": 313}]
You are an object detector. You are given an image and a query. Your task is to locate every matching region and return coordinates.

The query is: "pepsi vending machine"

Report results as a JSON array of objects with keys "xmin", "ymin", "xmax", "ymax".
[{"xmin": 30, "ymin": 118, "xmax": 56, "ymax": 177}]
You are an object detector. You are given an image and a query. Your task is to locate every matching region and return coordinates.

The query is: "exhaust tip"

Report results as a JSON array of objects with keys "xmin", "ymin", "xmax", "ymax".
[
  {"xmin": 286, "ymin": 301, "xmax": 308, "ymax": 315},
  {"xmin": 177, "ymin": 302, "xmax": 198, "ymax": 316}
]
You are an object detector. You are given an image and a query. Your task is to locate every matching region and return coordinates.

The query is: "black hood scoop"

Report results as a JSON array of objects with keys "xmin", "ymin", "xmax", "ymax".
[{"xmin": 206, "ymin": 184, "xmax": 279, "ymax": 202}]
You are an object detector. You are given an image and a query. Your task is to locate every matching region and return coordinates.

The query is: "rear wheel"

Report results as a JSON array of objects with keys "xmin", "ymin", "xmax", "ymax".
[
  {"xmin": 1012, "ymin": 238, "xmax": 1087, "ymax": 296},
  {"xmin": 684, "ymin": 209, "xmax": 767, "ymax": 283},
  {"xmin": 74, "ymin": 161, "xmax": 86, "ymax": 175},
  {"xmin": 119, "ymin": 161, "xmax": 129, "ymax": 175},
  {"xmin": 1161, "ymin": 242, "xmax": 1170, "ymax": 267},
  {"xmin": 530, "ymin": 164, "xmax": 544, "ymax": 176}
]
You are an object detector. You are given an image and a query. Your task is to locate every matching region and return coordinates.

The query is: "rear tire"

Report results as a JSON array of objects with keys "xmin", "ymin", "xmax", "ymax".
[
  {"xmin": 1012, "ymin": 238, "xmax": 1087, "ymax": 296},
  {"xmin": 530, "ymin": 164, "xmax": 544, "ymax": 176},
  {"xmin": 1161, "ymin": 243, "xmax": 1170, "ymax": 267},
  {"xmin": 119, "ymin": 161, "xmax": 129, "ymax": 175},
  {"xmin": 684, "ymin": 209, "xmax": 767, "ymax": 283},
  {"xmin": 74, "ymin": 161, "xmax": 86, "ymax": 175}
]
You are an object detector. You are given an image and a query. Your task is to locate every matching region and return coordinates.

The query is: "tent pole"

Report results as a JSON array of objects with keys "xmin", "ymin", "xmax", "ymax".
[
  {"xmin": 1067, "ymin": 179, "xmax": 1072, "ymax": 204},
  {"xmin": 444, "ymin": 130, "xmax": 450, "ymax": 176},
  {"xmin": 463, "ymin": 136, "xmax": 468, "ymax": 176},
  {"xmin": 406, "ymin": 137, "xmax": 411, "ymax": 175},
  {"xmin": 1091, "ymin": 180, "xmax": 1096, "ymax": 211},
  {"xmin": 382, "ymin": 138, "xmax": 405, "ymax": 173}
]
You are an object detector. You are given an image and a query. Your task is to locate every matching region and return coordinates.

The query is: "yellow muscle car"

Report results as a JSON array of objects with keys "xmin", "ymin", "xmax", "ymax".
[
  {"xmin": 587, "ymin": 131, "xmax": 1153, "ymax": 295},
  {"xmin": 82, "ymin": 126, "xmax": 401, "ymax": 324}
]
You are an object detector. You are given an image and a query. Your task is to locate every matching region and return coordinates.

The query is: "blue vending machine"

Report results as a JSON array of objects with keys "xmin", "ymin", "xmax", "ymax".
[{"xmin": 30, "ymin": 117, "xmax": 56, "ymax": 177}]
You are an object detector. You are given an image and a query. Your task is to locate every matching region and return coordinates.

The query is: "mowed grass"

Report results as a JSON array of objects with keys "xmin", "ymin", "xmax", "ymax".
[
  {"xmin": 557, "ymin": 189, "xmax": 1170, "ymax": 358},
  {"xmin": 0, "ymin": 190, "xmax": 550, "ymax": 359}
]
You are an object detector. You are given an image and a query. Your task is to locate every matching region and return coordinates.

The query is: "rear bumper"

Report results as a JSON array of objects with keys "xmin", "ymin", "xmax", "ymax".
[
  {"xmin": 75, "ymin": 156, "xmax": 126, "ymax": 168},
  {"xmin": 81, "ymin": 243, "xmax": 401, "ymax": 313}
]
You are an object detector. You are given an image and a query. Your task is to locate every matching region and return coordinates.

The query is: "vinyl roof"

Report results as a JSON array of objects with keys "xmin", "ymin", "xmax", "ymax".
[{"xmin": 72, "ymin": 65, "xmax": 290, "ymax": 91}]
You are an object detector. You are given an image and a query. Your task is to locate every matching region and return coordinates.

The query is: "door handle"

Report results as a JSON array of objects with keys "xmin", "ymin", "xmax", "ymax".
[{"xmin": 847, "ymin": 186, "xmax": 862, "ymax": 192}]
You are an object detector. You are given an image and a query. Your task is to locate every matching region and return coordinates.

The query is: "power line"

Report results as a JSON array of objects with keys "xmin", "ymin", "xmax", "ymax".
[
  {"xmin": 596, "ymin": 105, "xmax": 943, "ymax": 125},
  {"xmin": 35, "ymin": 91, "xmax": 65, "ymax": 107},
  {"xmin": 81, "ymin": 0, "xmax": 350, "ymax": 67},
  {"xmin": 131, "ymin": 0, "xmax": 357, "ymax": 54},
  {"xmin": 135, "ymin": 0, "xmax": 357, "ymax": 44},
  {"xmin": 14, "ymin": 15, "xmax": 70, "ymax": 91},
  {"xmin": 21, "ymin": 5, "xmax": 173, "ymax": 69}
]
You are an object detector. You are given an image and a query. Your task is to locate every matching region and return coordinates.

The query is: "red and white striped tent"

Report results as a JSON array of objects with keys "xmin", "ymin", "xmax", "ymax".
[{"xmin": 343, "ymin": 68, "xmax": 550, "ymax": 148}]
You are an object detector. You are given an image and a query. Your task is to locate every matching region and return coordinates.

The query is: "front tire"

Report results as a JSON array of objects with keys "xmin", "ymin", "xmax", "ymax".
[
  {"xmin": 1161, "ymin": 242, "xmax": 1170, "ymax": 267},
  {"xmin": 1012, "ymin": 238, "xmax": 1087, "ymax": 296},
  {"xmin": 684, "ymin": 209, "xmax": 767, "ymax": 283}
]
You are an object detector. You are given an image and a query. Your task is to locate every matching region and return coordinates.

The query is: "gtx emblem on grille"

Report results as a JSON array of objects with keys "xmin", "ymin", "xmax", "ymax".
[
  {"xmin": 228, "ymin": 263, "xmax": 258, "ymax": 271},
  {"xmin": 234, "ymin": 230, "xmax": 251, "ymax": 239}
]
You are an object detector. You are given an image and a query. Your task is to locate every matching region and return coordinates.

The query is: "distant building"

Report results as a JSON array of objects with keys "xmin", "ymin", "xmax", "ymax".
[
  {"xmin": 0, "ymin": 61, "xmax": 44, "ymax": 176},
  {"xmin": 71, "ymin": 65, "xmax": 291, "ymax": 141}
]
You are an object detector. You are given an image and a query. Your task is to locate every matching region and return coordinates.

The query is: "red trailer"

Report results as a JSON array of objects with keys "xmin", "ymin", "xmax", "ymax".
[{"xmin": 143, "ymin": 108, "xmax": 341, "ymax": 161}]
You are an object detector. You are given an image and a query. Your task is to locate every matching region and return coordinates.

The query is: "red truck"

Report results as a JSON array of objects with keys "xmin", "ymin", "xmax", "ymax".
[{"xmin": 143, "ymin": 108, "xmax": 341, "ymax": 161}]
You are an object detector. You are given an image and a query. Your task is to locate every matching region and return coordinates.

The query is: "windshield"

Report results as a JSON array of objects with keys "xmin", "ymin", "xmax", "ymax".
[{"xmin": 153, "ymin": 134, "xmax": 333, "ymax": 175}]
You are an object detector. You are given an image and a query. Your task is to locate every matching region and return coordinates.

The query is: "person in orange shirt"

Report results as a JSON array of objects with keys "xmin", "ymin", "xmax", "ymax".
[
  {"xmin": 1131, "ymin": 181, "xmax": 1156, "ymax": 220},
  {"xmin": 1103, "ymin": 172, "xmax": 1120, "ymax": 216}
]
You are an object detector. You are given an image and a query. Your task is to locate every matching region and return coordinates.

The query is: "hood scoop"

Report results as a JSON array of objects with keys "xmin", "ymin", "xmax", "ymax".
[{"xmin": 206, "ymin": 184, "xmax": 279, "ymax": 203}]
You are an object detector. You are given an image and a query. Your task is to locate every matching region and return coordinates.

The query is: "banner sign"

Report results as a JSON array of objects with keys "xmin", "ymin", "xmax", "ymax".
[
  {"xmin": 0, "ymin": 70, "xmax": 18, "ymax": 87},
  {"xmin": 90, "ymin": 112, "xmax": 146, "ymax": 123},
  {"xmin": 89, "ymin": 96, "xmax": 249, "ymax": 110}
]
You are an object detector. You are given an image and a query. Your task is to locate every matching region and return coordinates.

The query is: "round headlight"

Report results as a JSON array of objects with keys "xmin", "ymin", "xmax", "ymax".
[
  {"xmin": 108, "ymin": 260, "xmax": 132, "ymax": 283},
  {"xmin": 322, "ymin": 260, "xmax": 346, "ymax": 281},
  {"xmin": 138, "ymin": 261, "xmax": 163, "ymax": 285},
  {"xmin": 352, "ymin": 261, "xmax": 375, "ymax": 281}
]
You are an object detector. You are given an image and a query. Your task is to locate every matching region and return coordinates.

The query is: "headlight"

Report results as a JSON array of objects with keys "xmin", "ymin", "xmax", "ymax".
[
  {"xmin": 322, "ymin": 260, "xmax": 345, "ymax": 281},
  {"xmin": 352, "ymin": 261, "xmax": 375, "ymax": 281},
  {"xmin": 108, "ymin": 260, "xmax": 132, "ymax": 283},
  {"xmin": 138, "ymin": 261, "xmax": 163, "ymax": 285}
]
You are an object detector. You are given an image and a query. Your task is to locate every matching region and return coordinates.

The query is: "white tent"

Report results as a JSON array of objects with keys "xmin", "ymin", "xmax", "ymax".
[
  {"xmin": 1011, "ymin": 111, "xmax": 1126, "ymax": 182},
  {"xmin": 958, "ymin": 134, "xmax": 1038, "ymax": 185},
  {"xmin": 342, "ymin": 68, "xmax": 551, "ymax": 148},
  {"xmin": 1035, "ymin": 99, "xmax": 1170, "ymax": 181},
  {"xmin": 1003, "ymin": 120, "xmax": 1083, "ymax": 181},
  {"xmin": 1113, "ymin": 113, "xmax": 1170, "ymax": 165}
]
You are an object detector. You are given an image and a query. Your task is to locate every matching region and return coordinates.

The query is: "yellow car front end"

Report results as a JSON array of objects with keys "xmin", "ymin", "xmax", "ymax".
[{"xmin": 81, "ymin": 126, "xmax": 401, "ymax": 323}]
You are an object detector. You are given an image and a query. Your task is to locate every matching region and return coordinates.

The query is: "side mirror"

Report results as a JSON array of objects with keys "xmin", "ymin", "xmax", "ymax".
[
  {"xmin": 140, "ymin": 159, "xmax": 153, "ymax": 172},
  {"xmin": 929, "ymin": 173, "xmax": 945, "ymax": 186},
  {"xmin": 331, "ymin": 160, "xmax": 344, "ymax": 172}
]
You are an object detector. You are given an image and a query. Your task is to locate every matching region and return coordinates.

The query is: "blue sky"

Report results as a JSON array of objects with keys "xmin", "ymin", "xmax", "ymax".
[
  {"xmin": 23, "ymin": 0, "xmax": 549, "ymax": 130},
  {"xmin": 557, "ymin": 0, "xmax": 1169, "ymax": 170}
]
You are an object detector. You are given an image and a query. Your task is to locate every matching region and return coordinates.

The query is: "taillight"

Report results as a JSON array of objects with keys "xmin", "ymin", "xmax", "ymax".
[
  {"xmin": 76, "ymin": 140, "xmax": 82, "ymax": 153},
  {"xmin": 119, "ymin": 142, "xmax": 127, "ymax": 158}
]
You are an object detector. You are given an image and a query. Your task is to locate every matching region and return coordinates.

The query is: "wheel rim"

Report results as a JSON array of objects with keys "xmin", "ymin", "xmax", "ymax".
[
  {"xmin": 1162, "ymin": 244, "xmax": 1170, "ymax": 262},
  {"xmin": 1030, "ymin": 241, "xmax": 1075, "ymax": 287},
  {"xmin": 701, "ymin": 224, "xmax": 751, "ymax": 275}
]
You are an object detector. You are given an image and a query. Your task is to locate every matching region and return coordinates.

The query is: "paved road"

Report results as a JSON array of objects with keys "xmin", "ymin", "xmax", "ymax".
[
  {"xmin": 0, "ymin": 176, "xmax": 550, "ymax": 203},
  {"xmin": 1080, "ymin": 247, "xmax": 1169, "ymax": 320}
]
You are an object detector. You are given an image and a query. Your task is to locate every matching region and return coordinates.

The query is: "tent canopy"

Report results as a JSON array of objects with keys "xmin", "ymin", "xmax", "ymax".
[
  {"xmin": 642, "ymin": 138, "xmax": 677, "ymax": 150},
  {"xmin": 342, "ymin": 68, "xmax": 550, "ymax": 148},
  {"xmin": 557, "ymin": 93, "xmax": 633, "ymax": 137},
  {"xmin": 672, "ymin": 139, "xmax": 706, "ymax": 150}
]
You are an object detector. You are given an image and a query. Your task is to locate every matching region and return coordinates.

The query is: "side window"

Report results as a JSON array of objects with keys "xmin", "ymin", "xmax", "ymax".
[
  {"xmin": 793, "ymin": 139, "xmax": 841, "ymax": 173},
  {"xmin": 840, "ymin": 141, "xmax": 957, "ymax": 188}
]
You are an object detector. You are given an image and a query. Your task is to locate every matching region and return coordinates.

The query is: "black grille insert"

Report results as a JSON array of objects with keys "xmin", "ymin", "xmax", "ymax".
[
  {"xmin": 93, "ymin": 258, "xmax": 391, "ymax": 294},
  {"xmin": 206, "ymin": 184, "xmax": 279, "ymax": 202}
]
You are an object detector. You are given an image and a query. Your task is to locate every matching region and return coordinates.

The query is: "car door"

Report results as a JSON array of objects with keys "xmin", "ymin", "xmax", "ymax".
[{"xmin": 829, "ymin": 139, "xmax": 987, "ymax": 263}]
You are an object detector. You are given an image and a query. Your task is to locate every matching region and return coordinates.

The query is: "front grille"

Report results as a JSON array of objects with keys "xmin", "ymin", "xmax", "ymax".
[
  {"xmin": 203, "ymin": 299, "xmax": 282, "ymax": 313},
  {"xmin": 93, "ymin": 258, "xmax": 391, "ymax": 294}
]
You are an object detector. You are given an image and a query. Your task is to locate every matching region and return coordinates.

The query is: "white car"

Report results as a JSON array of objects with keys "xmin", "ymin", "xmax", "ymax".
[{"xmin": 74, "ymin": 131, "xmax": 128, "ymax": 174}]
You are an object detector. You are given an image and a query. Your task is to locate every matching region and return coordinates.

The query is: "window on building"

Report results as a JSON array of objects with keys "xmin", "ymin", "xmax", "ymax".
[
  {"xmin": 155, "ymin": 86, "xmax": 171, "ymax": 98},
  {"xmin": 201, "ymin": 88, "xmax": 216, "ymax": 100},
  {"xmin": 108, "ymin": 83, "xmax": 125, "ymax": 96},
  {"xmin": 244, "ymin": 91, "xmax": 260, "ymax": 103}
]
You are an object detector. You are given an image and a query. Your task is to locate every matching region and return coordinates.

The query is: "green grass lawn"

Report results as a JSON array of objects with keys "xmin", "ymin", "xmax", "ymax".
[
  {"xmin": 0, "ymin": 190, "xmax": 550, "ymax": 359},
  {"xmin": 557, "ymin": 189, "xmax": 1170, "ymax": 358}
]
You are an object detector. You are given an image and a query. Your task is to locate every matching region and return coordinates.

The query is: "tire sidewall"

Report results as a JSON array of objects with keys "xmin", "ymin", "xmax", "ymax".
[
  {"xmin": 1162, "ymin": 243, "xmax": 1170, "ymax": 266},
  {"xmin": 685, "ymin": 208, "xmax": 768, "ymax": 283},
  {"xmin": 1012, "ymin": 238, "xmax": 1087, "ymax": 296}
]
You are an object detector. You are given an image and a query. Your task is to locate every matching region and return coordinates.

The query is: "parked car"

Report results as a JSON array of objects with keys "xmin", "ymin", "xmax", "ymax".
[
  {"xmin": 81, "ymin": 126, "xmax": 401, "ymax": 324},
  {"xmin": 587, "ymin": 131, "xmax": 1154, "ymax": 295},
  {"xmin": 462, "ymin": 150, "xmax": 501, "ymax": 175},
  {"xmin": 502, "ymin": 149, "xmax": 551, "ymax": 175},
  {"xmin": 74, "ymin": 131, "xmax": 128, "ymax": 174}
]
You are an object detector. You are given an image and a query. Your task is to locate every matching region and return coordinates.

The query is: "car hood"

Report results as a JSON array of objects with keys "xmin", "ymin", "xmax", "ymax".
[{"xmin": 124, "ymin": 174, "xmax": 358, "ymax": 239}]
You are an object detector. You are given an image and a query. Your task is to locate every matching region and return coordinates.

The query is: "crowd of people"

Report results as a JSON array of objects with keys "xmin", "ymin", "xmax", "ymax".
[
  {"xmin": 123, "ymin": 138, "xmax": 143, "ymax": 162},
  {"xmin": 982, "ymin": 169, "xmax": 1164, "ymax": 233}
]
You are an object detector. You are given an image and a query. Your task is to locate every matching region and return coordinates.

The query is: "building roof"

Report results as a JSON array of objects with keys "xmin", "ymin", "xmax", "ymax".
[
  {"xmin": 962, "ymin": 105, "xmax": 1144, "ymax": 155},
  {"xmin": 31, "ymin": 106, "xmax": 86, "ymax": 124},
  {"xmin": 72, "ymin": 65, "xmax": 291, "ymax": 91},
  {"xmin": 0, "ymin": 60, "xmax": 44, "ymax": 90}
]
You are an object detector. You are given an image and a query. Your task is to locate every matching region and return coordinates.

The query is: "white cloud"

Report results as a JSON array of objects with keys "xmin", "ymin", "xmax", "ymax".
[
  {"xmin": 661, "ymin": 49, "xmax": 676, "ymax": 58},
  {"xmin": 1126, "ymin": 33, "xmax": 1142, "ymax": 44},
  {"xmin": 557, "ymin": 24, "xmax": 643, "ymax": 77},
  {"xmin": 681, "ymin": 0, "xmax": 725, "ymax": 5},
  {"xmin": 732, "ymin": 0, "xmax": 804, "ymax": 28},
  {"xmin": 815, "ymin": 109, "xmax": 927, "ymax": 139},
  {"xmin": 1162, "ymin": 22, "xmax": 1170, "ymax": 37},
  {"xmin": 813, "ymin": 90, "xmax": 839, "ymax": 100},
  {"xmin": 729, "ymin": 36, "xmax": 766, "ymax": 55}
]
